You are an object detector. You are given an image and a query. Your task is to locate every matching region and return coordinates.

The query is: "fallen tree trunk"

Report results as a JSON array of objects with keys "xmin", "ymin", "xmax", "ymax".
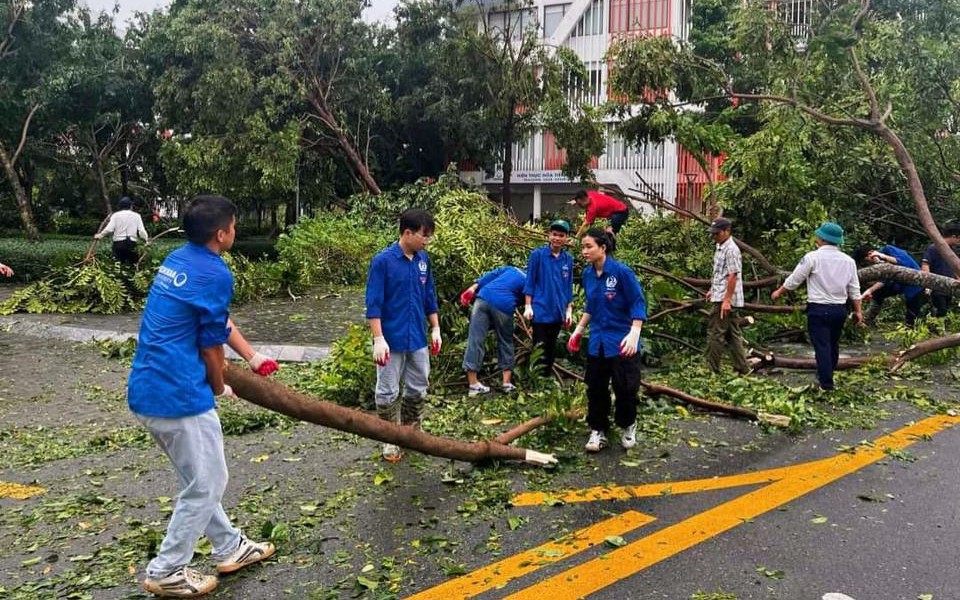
[
  {"xmin": 224, "ymin": 364, "xmax": 556, "ymax": 465},
  {"xmin": 749, "ymin": 332, "xmax": 960, "ymax": 373},
  {"xmin": 857, "ymin": 263, "xmax": 960, "ymax": 295}
]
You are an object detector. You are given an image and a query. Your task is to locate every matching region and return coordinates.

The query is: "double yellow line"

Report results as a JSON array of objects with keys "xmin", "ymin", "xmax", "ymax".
[{"xmin": 409, "ymin": 414, "xmax": 960, "ymax": 599}]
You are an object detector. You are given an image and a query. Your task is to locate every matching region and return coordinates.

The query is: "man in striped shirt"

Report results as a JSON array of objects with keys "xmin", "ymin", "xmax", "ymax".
[
  {"xmin": 704, "ymin": 217, "xmax": 749, "ymax": 374},
  {"xmin": 772, "ymin": 222, "xmax": 863, "ymax": 391}
]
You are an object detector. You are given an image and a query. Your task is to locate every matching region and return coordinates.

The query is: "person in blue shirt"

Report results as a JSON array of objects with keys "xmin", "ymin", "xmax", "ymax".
[
  {"xmin": 921, "ymin": 224, "xmax": 960, "ymax": 318},
  {"xmin": 567, "ymin": 229, "xmax": 647, "ymax": 452},
  {"xmin": 366, "ymin": 208, "xmax": 441, "ymax": 463},
  {"xmin": 459, "ymin": 266, "xmax": 526, "ymax": 395},
  {"xmin": 854, "ymin": 244, "xmax": 923, "ymax": 326},
  {"xmin": 130, "ymin": 195, "xmax": 276, "ymax": 598},
  {"xmin": 523, "ymin": 219, "xmax": 574, "ymax": 376}
]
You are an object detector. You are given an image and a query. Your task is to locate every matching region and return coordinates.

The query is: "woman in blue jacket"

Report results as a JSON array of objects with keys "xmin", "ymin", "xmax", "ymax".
[{"xmin": 567, "ymin": 229, "xmax": 647, "ymax": 452}]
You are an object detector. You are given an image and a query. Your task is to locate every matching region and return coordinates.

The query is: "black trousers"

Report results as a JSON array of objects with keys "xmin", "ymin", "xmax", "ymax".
[
  {"xmin": 531, "ymin": 321, "xmax": 562, "ymax": 376},
  {"xmin": 112, "ymin": 239, "xmax": 138, "ymax": 265},
  {"xmin": 867, "ymin": 285, "xmax": 923, "ymax": 326},
  {"xmin": 806, "ymin": 303, "xmax": 847, "ymax": 390},
  {"xmin": 930, "ymin": 293, "xmax": 951, "ymax": 318},
  {"xmin": 585, "ymin": 349, "xmax": 642, "ymax": 432}
]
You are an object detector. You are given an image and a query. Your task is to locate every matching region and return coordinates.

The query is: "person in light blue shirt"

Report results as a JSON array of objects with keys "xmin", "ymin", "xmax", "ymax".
[
  {"xmin": 130, "ymin": 195, "xmax": 275, "ymax": 598},
  {"xmin": 365, "ymin": 208, "xmax": 440, "ymax": 462},
  {"xmin": 459, "ymin": 266, "xmax": 526, "ymax": 395},
  {"xmin": 567, "ymin": 229, "xmax": 647, "ymax": 453},
  {"xmin": 853, "ymin": 243, "xmax": 923, "ymax": 326},
  {"xmin": 523, "ymin": 220, "xmax": 574, "ymax": 376}
]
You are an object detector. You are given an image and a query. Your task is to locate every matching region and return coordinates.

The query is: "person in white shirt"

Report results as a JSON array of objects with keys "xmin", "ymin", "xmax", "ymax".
[
  {"xmin": 95, "ymin": 196, "xmax": 149, "ymax": 265},
  {"xmin": 771, "ymin": 222, "xmax": 863, "ymax": 391}
]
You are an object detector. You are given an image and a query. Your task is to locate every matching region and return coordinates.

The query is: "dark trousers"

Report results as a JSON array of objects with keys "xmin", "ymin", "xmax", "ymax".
[
  {"xmin": 930, "ymin": 293, "xmax": 950, "ymax": 318},
  {"xmin": 807, "ymin": 303, "xmax": 848, "ymax": 390},
  {"xmin": 585, "ymin": 349, "xmax": 642, "ymax": 431},
  {"xmin": 867, "ymin": 286, "xmax": 923, "ymax": 326},
  {"xmin": 112, "ymin": 239, "xmax": 138, "ymax": 265},
  {"xmin": 609, "ymin": 210, "xmax": 629, "ymax": 234},
  {"xmin": 531, "ymin": 322, "xmax": 562, "ymax": 376}
]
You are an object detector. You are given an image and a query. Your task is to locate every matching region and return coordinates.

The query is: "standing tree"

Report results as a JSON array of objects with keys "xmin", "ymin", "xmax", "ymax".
[
  {"xmin": 0, "ymin": 0, "xmax": 79, "ymax": 239},
  {"xmin": 609, "ymin": 0, "xmax": 960, "ymax": 272}
]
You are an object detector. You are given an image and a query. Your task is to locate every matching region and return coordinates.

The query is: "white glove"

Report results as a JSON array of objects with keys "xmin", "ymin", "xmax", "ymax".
[
  {"xmin": 523, "ymin": 304, "xmax": 534, "ymax": 320},
  {"xmin": 216, "ymin": 384, "xmax": 235, "ymax": 398},
  {"xmin": 564, "ymin": 306, "xmax": 573, "ymax": 329},
  {"xmin": 430, "ymin": 326, "xmax": 442, "ymax": 356},
  {"xmin": 619, "ymin": 325, "xmax": 642, "ymax": 357},
  {"xmin": 373, "ymin": 335, "xmax": 390, "ymax": 366},
  {"xmin": 247, "ymin": 351, "xmax": 279, "ymax": 376}
]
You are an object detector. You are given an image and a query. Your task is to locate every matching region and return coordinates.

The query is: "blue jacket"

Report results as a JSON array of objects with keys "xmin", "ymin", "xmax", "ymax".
[
  {"xmin": 583, "ymin": 257, "xmax": 647, "ymax": 357},
  {"xmin": 365, "ymin": 242, "xmax": 439, "ymax": 352},
  {"xmin": 128, "ymin": 243, "xmax": 233, "ymax": 418},
  {"xmin": 880, "ymin": 245, "xmax": 922, "ymax": 299},
  {"xmin": 523, "ymin": 245, "xmax": 573, "ymax": 323},
  {"xmin": 476, "ymin": 266, "xmax": 526, "ymax": 315}
]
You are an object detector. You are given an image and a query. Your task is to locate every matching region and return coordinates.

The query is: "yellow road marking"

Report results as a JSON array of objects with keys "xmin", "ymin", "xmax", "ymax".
[
  {"xmin": 406, "ymin": 510, "xmax": 655, "ymax": 600},
  {"xmin": 407, "ymin": 415, "xmax": 960, "ymax": 600},
  {"xmin": 0, "ymin": 481, "xmax": 45, "ymax": 500},
  {"xmin": 505, "ymin": 415, "xmax": 959, "ymax": 599}
]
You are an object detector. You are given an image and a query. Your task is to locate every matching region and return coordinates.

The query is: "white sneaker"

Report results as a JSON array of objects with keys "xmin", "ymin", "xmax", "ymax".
[
  {"xmin": 143, "ymin": 566, "xmax": 217, "ymax": 597},
  {"xmin": 468, "ymin": 383, "xmax": 491, "ymax": 397},
  {"xmin": 621, "ymin": 422, "xmax": 637, "ymax": 449},
  {"xmin": 501, "ymin": 382, "xmax": 517, "ymax": 393},
  {"xmin": 382, "ymin": 443, "xmax": 403, "ymax": 463},
  {"xmin": 584, "ymin": 430, "xmax": 608, "ymax": 452},
  {"xmin": 216, "ymin": 534, "xmax": 276, "ymax": 574}
]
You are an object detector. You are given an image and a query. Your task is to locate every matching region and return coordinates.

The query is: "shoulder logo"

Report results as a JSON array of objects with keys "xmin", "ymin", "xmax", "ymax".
[{"xmin": 173, "ymin": 273, "xmax": 188, "ymax": 287}]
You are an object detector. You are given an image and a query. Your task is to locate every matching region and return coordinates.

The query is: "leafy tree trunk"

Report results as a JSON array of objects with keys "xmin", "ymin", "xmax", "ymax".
[
  {"xmin": 307, "ymin": 93, "xmax": 381, "ymax": 196},
  {"xmin": 501, "ymin": 105, "xmax": 515, "ymax": 208},
  {"xmin": 0, "ymin": 144, "xmax": 39, "ymax": 240}
]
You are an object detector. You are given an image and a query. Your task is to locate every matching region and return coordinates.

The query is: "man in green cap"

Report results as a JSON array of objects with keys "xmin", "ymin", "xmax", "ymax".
[{"xmin": 771, "ymin": 222, "xmax": 863, "ymax": 391}]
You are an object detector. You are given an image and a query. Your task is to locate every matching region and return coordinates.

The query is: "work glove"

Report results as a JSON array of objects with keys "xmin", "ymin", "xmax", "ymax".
[
  {"xmin": 619, "ymin": 325, "xmax": 642, "ymax": 357},
  {"xmin": 248, "ymin": 351, "xmax": 279, "ymax": 376},
  {"xmin": 523, "ymin": 304, "xmax": 534, "ymax": 321},
  {"xmin": 216, "ymin": 384, "xmax": 235, "ymax": 398},
  {"xmin": 567, "ymin": 325, "xmax": 584, "ymax": 353},
  {"xmin": 564, "ymin": 306, "xmax": 573, "ymax": 329},
  {"xmin": 459, "ymin": 288, "xmax": 476, "ymax": 307},
  {"xmin": 430, "ymin": 327, "xmax": 442, "ymax": 356},
  {"xmin": 373, "ymin": 336, "xmax": 390, "ymax": 366}
]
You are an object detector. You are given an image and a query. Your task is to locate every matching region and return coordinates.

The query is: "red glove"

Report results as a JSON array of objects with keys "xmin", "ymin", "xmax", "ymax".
[
  {"xmin": 459, "ymin": 288, "xmax": 476, "ymax": 307},
  {"xmin": 567, "ymin": 332, "xmax": 583, "ymax": 353},
  {"xmin": 430, "ymin": 327, "xmax": 442, "ymax": 356},
  {"xmin": 248, "ymin": 352, "xmax": 279, "ymax": 377}
]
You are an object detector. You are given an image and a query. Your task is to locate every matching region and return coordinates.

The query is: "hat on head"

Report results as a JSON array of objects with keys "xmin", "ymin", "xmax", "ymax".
[
  {"xmin": 549, "ymin": 219, "xmax": 571, "ymax": 234},
  {"xmin": 814, "ymin": 221, "xmax": 844, "ymax": 245},
  {"xmin": 118, "ymin": 196, "xmax": 133, "ymax": 210},
  {"xmin": 708, "ymin": 217, "xmax": 732, "ymax": 233}
]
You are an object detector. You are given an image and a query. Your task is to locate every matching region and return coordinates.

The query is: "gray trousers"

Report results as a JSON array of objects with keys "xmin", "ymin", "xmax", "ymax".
[
  {"xmin": 136, "ymin": 409, "xmax": 241, "ymax": 577},
  {"xmin": 376, "ymin": 347, "xmax": 430, "ymax": 426}
]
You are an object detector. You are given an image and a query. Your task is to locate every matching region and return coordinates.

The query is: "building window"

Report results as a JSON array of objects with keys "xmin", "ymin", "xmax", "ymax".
[
  {"xmin": 544, "ymin": 4, "xmax": 569, "ymax": 38},
  {"xmin": 572, "ymin": 0, "xmax": 605, "ymax": 37},
  {"xmin": 489, "ymin": 8, "xmax": 538, "ymax": 40}
]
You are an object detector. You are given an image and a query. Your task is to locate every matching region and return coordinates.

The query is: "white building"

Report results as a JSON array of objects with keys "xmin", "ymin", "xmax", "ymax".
[{"xmin": 463, "ymin": 0, "xmax": 721, "ymax": 221}]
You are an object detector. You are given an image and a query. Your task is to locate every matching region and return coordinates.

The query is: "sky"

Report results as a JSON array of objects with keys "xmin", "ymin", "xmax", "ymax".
[{"xmin": 83, "ymin": 0, "xmax": 401, "ymax": 28}]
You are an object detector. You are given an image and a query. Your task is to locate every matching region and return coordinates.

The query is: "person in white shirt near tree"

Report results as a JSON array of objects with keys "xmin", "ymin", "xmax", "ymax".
[{"xmin": 95, "ymin": 196, "xmax": 150, "ymax": 265}]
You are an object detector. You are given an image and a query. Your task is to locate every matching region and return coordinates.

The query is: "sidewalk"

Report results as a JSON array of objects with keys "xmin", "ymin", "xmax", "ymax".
[{"xmin": 0, "ymin": 314, "xmax": 330, "ymax": 362}]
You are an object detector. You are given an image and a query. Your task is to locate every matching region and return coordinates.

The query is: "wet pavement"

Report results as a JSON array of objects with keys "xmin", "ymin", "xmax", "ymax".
[{"xmin": 0, "ymin": 285, "xmax": 366, "ymax": 362}]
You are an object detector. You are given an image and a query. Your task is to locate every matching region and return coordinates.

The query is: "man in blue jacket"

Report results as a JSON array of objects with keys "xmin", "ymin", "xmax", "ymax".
[
  {"xmin": 131, "ymin": 195, "xmax": 275, "ymax": 598},
  {"xmin": 854, "ymin": 244, "xmax": 923, "ymax": 326},
  {"xmin": 523, "ymin": 220, "xmax": 574, "ymax": 376},
  {"xmin": 366, "ymin": 208, "xmax": 441, "ymax": 463},
  {"xmin": 459, "ymin": 266, "xmax": 526, "ymax": 395}
]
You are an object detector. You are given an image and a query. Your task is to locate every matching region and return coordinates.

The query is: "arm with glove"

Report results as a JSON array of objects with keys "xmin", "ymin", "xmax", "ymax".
[
  {"xmin": 226, "ymin": 317, "xmax": 279, "ymax": 376},
  {"xmin": 567, "ymin": 313, "xmax": 591, "ymax": 353}
]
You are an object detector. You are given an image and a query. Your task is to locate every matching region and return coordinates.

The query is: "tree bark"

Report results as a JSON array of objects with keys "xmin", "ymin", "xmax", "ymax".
[
  {"xmin": 0, "ymin": 143, "xmax": 38, "ymax": 240},
  {"xmin": 857, "ymin": 263, "xmax": 960, "ymax": 295},
  {"xmin": 223, "ymin": 364, "xmax": 556, "ymax": 465},
  {"xmin": 501, "ymin": 105, "xmax": 515, "ymax": 208},
  {"xmin": 307, "ymin": 93, "xmax": 381, "ymax": 195}
]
